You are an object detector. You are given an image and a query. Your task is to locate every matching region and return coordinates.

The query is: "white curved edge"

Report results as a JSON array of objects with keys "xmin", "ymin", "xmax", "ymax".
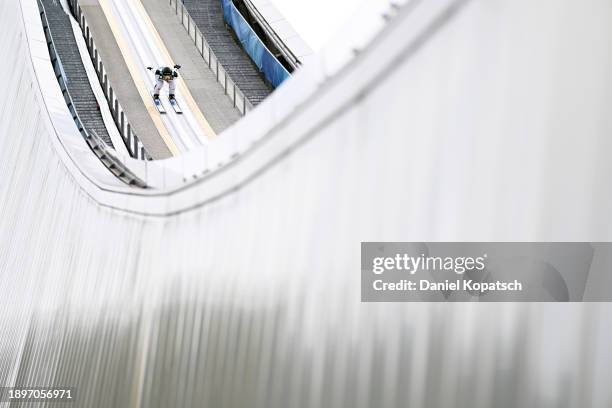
[{"xmin": 20, "ymin": 0, "xmax": 131, "ymax": 192}]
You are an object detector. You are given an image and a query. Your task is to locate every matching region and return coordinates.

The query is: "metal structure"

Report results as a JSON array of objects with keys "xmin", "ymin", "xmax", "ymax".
[
  {"xmin": 221, "ymin": 0, "xmax": 291, "ymax": 88},
  {"xmin": 241, "ymin": 0, "xmax": 304, "ymax": 70},
  {"xmin": 39, "ymin": 0, "xmax": 148, "ymax": 186},
  {"xmin": 67, "ymin": 0, "xmax": 152, "ymax": 160},
  {"xmin": 177, "ymin": 0, "xmax": 271, "ymax": 109},
  {"xmin": 170, "ymin": 0, "xmax": 256, "ymax": 115}
]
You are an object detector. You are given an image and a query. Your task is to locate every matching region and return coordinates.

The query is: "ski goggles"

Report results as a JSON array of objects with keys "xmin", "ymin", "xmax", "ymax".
[{"xmin": 162, "ymin": 74, "xmax": 173, "ymax": 80}]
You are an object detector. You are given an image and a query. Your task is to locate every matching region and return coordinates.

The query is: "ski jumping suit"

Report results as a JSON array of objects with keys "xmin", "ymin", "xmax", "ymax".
[{"xmin": 153, "ymin": 67, "xmax": 178, "ymax": 97}]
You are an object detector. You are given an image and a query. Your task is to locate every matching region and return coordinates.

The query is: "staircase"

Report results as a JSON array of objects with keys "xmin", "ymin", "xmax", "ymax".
[
  {"xmin": 41, "ymin": 0, "xmax": 114, "ymax": 147},
  {"xmin": 181, "ymin": 0, "xmax": 272, "ymax": 106}
]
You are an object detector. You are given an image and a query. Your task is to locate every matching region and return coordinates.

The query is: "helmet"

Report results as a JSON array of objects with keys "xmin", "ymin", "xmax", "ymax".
[{"xmin": 161, "ymin": 67, "xmax": 173, "ymax": 80}]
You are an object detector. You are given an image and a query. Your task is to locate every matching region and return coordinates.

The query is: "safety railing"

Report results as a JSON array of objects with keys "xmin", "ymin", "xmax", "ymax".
[
  {"xmin": 222, "ymin": 0, "xmax": 290, "ymax": 88},
  {"xmin": 68, "ymin": 0, "xmax": 151, "ymax": 160},
  {"xmin": 38, "ymin": 0, "xmax": 148, "ymax": 187},
  {"xmin": 87, "ymin": 129, "xmax": 148, "ymax": 187},
  {"xmin": 241, "ymin": 0, "xmax": 301, "ymax": 71},
  {"xmin": 169, "ymin": 0, "xmax": 254, "ymax": 116}
]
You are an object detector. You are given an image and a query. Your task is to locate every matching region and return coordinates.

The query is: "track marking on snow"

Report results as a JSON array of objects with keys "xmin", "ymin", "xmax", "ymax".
[
  {"xmin": 97, "ymin": 0, "xmax": 181, "ymax": 155},
  {"xmin": 133, "ymin": 0, "xmax": 216, "ymax": 138}
]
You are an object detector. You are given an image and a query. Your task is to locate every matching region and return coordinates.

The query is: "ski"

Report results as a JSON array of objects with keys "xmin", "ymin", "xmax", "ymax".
[
  {"xmin": 169, "ymin": 98, "xmax": 183, "ymax": 114},
  {"xmin": 153, "ymin": 96, "xmax": 166, "ymax": 114}
]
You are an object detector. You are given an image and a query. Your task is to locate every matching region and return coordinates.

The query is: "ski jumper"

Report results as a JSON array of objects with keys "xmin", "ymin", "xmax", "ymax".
[{"xmin": 153, "ymin": 67, "xmax": 178, "ymax": 97}]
